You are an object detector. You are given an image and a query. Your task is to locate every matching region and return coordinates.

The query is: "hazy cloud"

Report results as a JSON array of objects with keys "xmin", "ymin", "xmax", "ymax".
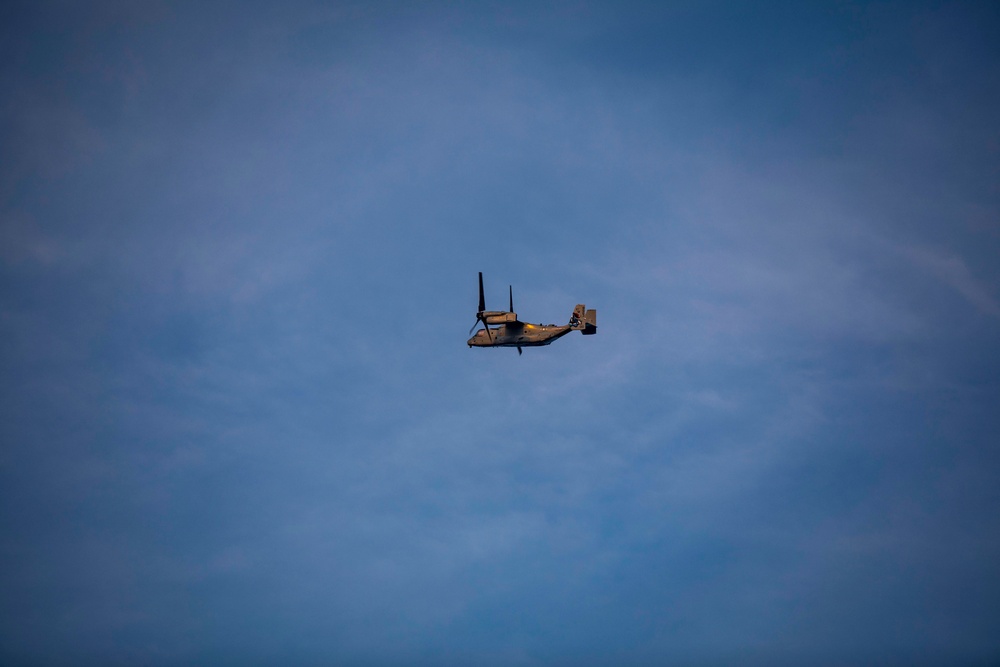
[{"xmin": 2, "ymin": 2, "xmax": 998, "ymax": 665}]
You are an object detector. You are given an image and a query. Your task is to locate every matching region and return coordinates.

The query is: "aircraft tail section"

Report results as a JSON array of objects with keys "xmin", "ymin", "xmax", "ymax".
[{"xmin": 571, "ymin": 305, "xmax": 598, "ymax": 335}]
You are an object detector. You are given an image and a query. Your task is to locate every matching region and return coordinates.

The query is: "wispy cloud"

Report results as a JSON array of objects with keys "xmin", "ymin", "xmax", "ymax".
[{"xmin": 899, "ymin": 244, "xmax": 1000, "ymax": 318}]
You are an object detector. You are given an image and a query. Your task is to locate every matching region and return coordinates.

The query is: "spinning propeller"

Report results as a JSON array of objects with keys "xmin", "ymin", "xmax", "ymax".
[
  {"xmin": 470, "ymin": 272, "xmax": 517, "ymax": 348},
  {"xmin": 469, "ymin": 272, "xmax": 493, "ymax": 341}
]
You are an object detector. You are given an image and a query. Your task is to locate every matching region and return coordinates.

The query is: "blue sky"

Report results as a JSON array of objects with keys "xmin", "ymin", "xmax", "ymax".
[{"xmin": 2, "ymin": 1, "xmax": 999, "ymax": 665}]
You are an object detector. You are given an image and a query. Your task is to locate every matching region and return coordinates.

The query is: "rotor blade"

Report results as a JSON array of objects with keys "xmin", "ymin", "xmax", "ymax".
[
  {"xmin": 470, "ymin": 316, "xmax": 495, "ymax": 340},
  {"xmin": 478, "ymin": 272, "xmax": 485, "ymax": 314},
  {"xmin": 509, "ymin": 285, "xmax": 513, "ymax": 313},
  {"xmin": 517, "ymin": 346, "xmax": 522, "ymax": 356}
]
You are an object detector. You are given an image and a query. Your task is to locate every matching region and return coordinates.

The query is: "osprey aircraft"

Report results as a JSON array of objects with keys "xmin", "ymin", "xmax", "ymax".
[{"xmin": 468, "ymin": 272, "xmax": 596, "ymax": 355}]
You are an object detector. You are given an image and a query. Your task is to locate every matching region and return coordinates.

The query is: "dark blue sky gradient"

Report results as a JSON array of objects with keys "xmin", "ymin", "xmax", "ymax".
[{"xmin": 2, "ymin": 2, "xmax": 999, "ymax": 665}]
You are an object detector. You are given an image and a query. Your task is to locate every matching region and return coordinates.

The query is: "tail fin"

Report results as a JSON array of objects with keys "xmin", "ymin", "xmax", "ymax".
[{"xmin": 571, "ymin": 305, "xmax": 597, "ymax": 334}]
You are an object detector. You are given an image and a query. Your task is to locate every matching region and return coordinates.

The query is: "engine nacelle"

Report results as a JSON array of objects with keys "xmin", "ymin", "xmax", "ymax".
[{"xmin": 483, "ymin": 311, "xmax": 518, "ymax": 324}]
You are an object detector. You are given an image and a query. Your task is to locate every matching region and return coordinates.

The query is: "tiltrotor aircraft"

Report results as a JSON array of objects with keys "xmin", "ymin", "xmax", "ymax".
[{"xmin": 468, "ymin": 272, "xmax": 596, "ymax": 355}]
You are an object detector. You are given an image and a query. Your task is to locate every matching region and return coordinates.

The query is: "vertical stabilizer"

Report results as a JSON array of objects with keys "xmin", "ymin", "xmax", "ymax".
[{"xmin": 571, "ymin": 304, "xmax": 596, "ymax": 334}]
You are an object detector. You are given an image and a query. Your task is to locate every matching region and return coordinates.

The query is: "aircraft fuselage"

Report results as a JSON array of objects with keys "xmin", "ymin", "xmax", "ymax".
[{"xmin": 467, "ymin": 322, "xmax": 574, "ymax": 348}]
